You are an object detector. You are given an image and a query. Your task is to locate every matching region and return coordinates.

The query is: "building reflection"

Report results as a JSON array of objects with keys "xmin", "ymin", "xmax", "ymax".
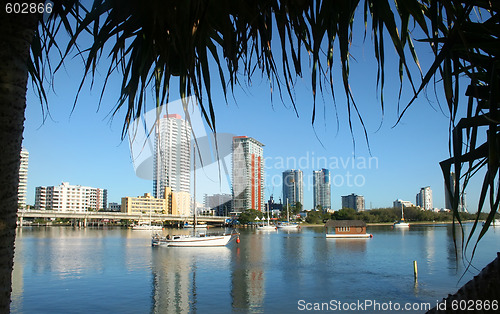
[
  {"xmin": 446, "ymin": 224, "xmax": 464, "ymax": 275},
  {"xmin": 231, "ymin": 231, "xmax": 265, "ymax": 312},
  {"xmin": 151, "ymin": 246, "xmax": 231, "ymax": 313},
  {"xmin": 11, "ymin": 228, "xmax": 25, "ymax": 313}
]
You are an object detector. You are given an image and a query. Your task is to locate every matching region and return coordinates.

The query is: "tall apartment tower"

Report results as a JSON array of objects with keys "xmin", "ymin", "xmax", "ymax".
[
  {"xmin": 416, "ymin": 186, "xmax": 433, "ymax": 210},
  {"xmin": 282, "ymin": 170, "xmax": 303, "ymax": 207},
  {"xmin": 153, "ymin": 114, "xmax": 192, "ymax": 198},
  {"xmin": 313, "ymin": 168, "xmax": 331, "ymax": 211},
  {"xmin": 232, "ymin": 136, "xmax": 265, "ymax": 212},
  {"xmin": 18, "ymin": 147, "xmax": 29, "ymax": 208}
]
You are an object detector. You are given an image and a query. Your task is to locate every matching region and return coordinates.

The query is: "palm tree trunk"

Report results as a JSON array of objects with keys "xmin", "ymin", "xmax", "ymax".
[{"xmin": 0, "ymin": 8, "xmax": 38, "ymax": 311}]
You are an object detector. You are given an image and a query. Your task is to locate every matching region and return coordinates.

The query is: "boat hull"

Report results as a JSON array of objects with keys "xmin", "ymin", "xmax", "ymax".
[
  {"xmin": 277, "ymin": 224, "xmax": 299, "ymax": 230},
  {"xmin": 133, "ymin": 225, "xmax": 163, "ymax": 231},
  {"xmin": 394, "ymin": 223, "xmax": 410, "ymax": 228},
  {"xmin": 326, "ymin": 233, "xmax": 373, "ymax": 238},
  {"xmin": 152, "ymin": 234, "xmax": 234, "ymax": 247},
  {"xmin": 257, "ymin": 225, "xmax": 276, "ymax": 231}
]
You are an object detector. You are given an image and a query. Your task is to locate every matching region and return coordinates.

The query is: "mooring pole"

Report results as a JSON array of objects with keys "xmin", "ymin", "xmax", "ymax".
[{"xmin": 413, "ymin": 260, "xmax": 418, "ymax": 280}]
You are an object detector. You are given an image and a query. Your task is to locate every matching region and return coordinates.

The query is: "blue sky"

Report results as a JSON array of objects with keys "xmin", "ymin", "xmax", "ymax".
[{"xmin": 22, "ymin": 14, "xmax": 483, "ymax": 212}]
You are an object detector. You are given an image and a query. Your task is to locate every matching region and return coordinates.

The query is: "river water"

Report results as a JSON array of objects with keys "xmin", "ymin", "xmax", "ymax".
[{"xmin": 11, "ymin": 224, "xmax": 500, "ymax": 313}]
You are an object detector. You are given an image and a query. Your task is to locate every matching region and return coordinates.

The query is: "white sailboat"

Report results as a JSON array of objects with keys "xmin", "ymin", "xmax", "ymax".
[
  {"xmin": 132, "ymin": 221, "xmax": 163, "ymax": 231},
  {"xmin": 152, "ymin": 143, "xmax": 239, "ymax": 246},
  {"xmin": 152, "ymin": 231, "xmax": 238, "ymax": 247},
  {"xmin": 257, "ymin": 203, "xmax": 276, "ymax": 231},
  {"xmin": 277, "ymin": 198, "xmax": 299, "ymax": 230},
  {"xmin": 394, "ymin": 205, "xmax": 410, "ymax": 228}
]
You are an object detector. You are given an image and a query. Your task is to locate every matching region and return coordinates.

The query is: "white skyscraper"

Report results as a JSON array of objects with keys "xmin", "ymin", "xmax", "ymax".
[
  {"xmin": 232, "ymin": 136, "xmax": 265, "ymax": 212},
  {"xmin": 416, "ymin": 186, "xmax": 433, "ymax": 210},
  {"xmin": 313, "ymin": 169, "xmax": 331, "ymax": 211},
  {"xmin": 18, "ymin": 147, "xmax": 29, "ymax": 208},
  {"xmin": 153, "ymin": 114, "xmax": 192, "ymax": 198},
  {"xmin": 283, "ymin": 170, "xmax": 303, "ymax": 207}
]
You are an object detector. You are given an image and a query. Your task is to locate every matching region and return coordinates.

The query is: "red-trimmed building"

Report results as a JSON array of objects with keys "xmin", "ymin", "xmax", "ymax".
[{"xmin": 232, "ymin": 136, "xmax": 265, "ymax": 212}]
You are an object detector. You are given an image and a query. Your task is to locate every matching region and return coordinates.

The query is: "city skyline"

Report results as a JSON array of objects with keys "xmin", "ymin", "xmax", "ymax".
[{"xmin": 21, "ymin": 25, "xmax": 484, "ymax": 212}]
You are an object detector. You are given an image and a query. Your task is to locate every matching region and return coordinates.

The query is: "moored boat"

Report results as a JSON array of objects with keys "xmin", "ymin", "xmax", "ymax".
[
  {"xmin": 394, "ymin": 206, "xmax": 410, "ymax": 228},
  {"xmin": 183, "ymin": 222, "xmax": 208, "ymax": 229},
  {"xmin": 325, "ymin": 220, "xmax": 372, "ymax": 238},
  {"xmin": 152, "ymin": 231, "xmax": 239, "ymax": 247},
  {"xmin": 277, "ymin": 222, "xmax": 299, "ymax": 230},
  {"xmin": 132, "ymin": 221, "xmax": 163, "ymax": 231}
]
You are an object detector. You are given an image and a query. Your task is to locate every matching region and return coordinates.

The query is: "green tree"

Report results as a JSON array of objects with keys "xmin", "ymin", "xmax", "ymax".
[
  {"xmin": 1, "ymin": 0, "xmax": 499, "ymax": 311},
  {"xmin": 238, "ymin": 209, "xmax": 262, "ymax": 225},
  {"xmin": 333, "ymin": 208, "xmax": 357, "ymax": 220}
]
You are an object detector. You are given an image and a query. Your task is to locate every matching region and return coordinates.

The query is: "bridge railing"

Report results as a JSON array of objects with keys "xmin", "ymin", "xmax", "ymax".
[{"xmin": 17, "ymin": 210, "xmax": 229, "ymax": 223}]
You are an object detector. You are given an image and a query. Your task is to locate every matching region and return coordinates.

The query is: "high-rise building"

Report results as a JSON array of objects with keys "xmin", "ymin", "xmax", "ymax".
[
  {"xmin": 232, "ymin": 136, "xmax": 265, "ymax": 212},
  {"xmin": 444, "ymin": 172, "xmax": 467, "ymax": 212},
  {"xmin": 313, "ymin": 169, "xmax": 331, "ymax": 211},
  {"xmin": 416, "ymin": 186, "xmax": 433, "ymax": 210},
  {"xmin": 35, "ymin": 182, "xmax": 107, "ymax": 211},
  {"xmin": 153, "ymin": 114, "xmax": 192, "ymax": 198},
  {"xmin": 282, "ymin": 169, "xmax": 303, "ymax": 207},
  {"xmin": 341, "ymin": 193, "xmax": 365, "ymax": 211},
  {"xmin": 18, "ymin": 147, "xmax": 29, "ymax": 208}
]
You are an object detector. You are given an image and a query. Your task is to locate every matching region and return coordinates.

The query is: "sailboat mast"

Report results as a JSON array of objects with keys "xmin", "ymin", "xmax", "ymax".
[
  {"xmin": 193, "ymin": 143, "xmax": 196, "ymax": 230},
  {"xmin": 286, "ymin": 198, "xmax": 289, "ymax": 222}
]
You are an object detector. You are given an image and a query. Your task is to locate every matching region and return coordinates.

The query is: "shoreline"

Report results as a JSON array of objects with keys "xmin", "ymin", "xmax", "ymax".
[{"xmin": 300, "ymin": 220, "xmax": 478, "ymax": 227}]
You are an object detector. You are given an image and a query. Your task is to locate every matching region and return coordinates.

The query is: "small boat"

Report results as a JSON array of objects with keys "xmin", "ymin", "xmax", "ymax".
[
  {"xmin": 257, "ymin": 203, "xmax": 276, "ymax": 230},
  {"xmin": 257, "ymin": 224, "xmax": 277, "ymax": 231},
  {"xmin": 132, "ymin": 221, "xmax": 163, "ymax": 231},
  {"xmin": 152, "ymin": 231, "xmax": 239, "ymax": 247},
  {"xmin": 277, "ymin": 222, "xmax": 299, "ymax": 230},
  {"xmin": 183, "ymin": 222, "xmax": 208, "ymax": 229},
  {"xmin": 482, "ymin": 219, "xmax": 500, "ymax": 227},
  {"xmin": 394, "ymin": 205, "xmax": 410, "ymax": 228},
  {"xmin": 276, "ymin": 199, "xmax": 299, "ymax": 230}
]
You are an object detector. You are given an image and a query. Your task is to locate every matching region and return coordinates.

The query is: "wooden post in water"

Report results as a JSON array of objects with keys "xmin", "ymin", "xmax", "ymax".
[{"xmin": 413, "ymin": 260, "xmax": 418, "ymax": 280}]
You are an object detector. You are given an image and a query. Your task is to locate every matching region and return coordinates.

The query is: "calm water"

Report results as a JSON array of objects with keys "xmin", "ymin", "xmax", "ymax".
[{"xmin": 11, "ymin": 224, "xmax": 500, "ymax": 313}]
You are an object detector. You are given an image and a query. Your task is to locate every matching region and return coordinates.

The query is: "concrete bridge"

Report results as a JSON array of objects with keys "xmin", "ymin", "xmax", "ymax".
[{"xmin": 17, "ymin": 210, "xmax": 229, "ymax": 225}]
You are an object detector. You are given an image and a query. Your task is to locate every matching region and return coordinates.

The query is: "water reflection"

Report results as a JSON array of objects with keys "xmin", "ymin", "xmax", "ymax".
[
  {"xmin": 231, "ymin": 230, "xmax": 266, "ymax": 312},
  {"xmin": 11, "ymin": 224, "xmax": 500, "ymax": 313},
  {"xmin": 151, "ymin": 247, "xmax": 231, "ymax": 313}
]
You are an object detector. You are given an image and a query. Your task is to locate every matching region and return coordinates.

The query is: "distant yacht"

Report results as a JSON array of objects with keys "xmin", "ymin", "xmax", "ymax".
[
  {"xmin": 482, "ymin": 219, "xmax": 500, "ymax": 227},
  {"xmin": 132, "ymin": 221, "xmax": 163, "ymax": 231},
  {"xmin": 257, "ymin": 204, "xmax": 276, "ymax": 231},
  {"xmin": 277, "ymin": 198, "xmax": 299, "ymax": 230},
  {"xmin": 394, "ymin": 206, "xmax": 410, "ymax": 228}
]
